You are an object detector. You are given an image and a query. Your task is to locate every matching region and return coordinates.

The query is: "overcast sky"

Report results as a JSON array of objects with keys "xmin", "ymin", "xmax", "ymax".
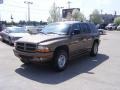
[{"xmin": 0, "ymin": 0, "xmax": 120, "ymax": 22}]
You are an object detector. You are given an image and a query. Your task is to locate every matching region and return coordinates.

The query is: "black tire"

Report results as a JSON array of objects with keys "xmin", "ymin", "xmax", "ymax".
[
  {"xmin": 8, "ymin": 37, "xmax": 13, "ymax": 45},
  {"xmin": 1, "ymin": 36, "xmax": 5, "ymax": 42},
  {"xmin": 90, "ymin": 42, "xmax": 98, "ymax": 57},
  {"xmin": 99, "ymin": 31, "xmax": 103, "ymax": 35},
  {"xmin": 20, "ymin": 58, "xmax": 31, "ymax": 64},
  {"xmin": 53, "ymin": 50, "xmax": 68, "ymax": 72}
]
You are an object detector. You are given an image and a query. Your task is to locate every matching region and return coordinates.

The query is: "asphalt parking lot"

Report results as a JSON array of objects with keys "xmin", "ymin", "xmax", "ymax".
[{"xmin": 0, "ymin": 31, "xmax": 120, "ymax": 90}]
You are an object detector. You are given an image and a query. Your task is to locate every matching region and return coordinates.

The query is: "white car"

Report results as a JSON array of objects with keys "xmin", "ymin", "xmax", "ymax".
[
  {"xmin": 117, "ymin": 25, "xmax": 120, "ymax": 30},
  {"xmin": 0, "ymin": 26, "xmax": 29, "ymax": 45}
]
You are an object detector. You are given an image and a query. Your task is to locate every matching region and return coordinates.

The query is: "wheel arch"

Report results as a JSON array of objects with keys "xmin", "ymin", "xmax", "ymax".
[
  {"xmin": 54, "ymin": 45, "xmax": 69, "ymax": 56},
  {"xmin": 94, "ymin": 39, "xmax": 99, "ymax": 45}
]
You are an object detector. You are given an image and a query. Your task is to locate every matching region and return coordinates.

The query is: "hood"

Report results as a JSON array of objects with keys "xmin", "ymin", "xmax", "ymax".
[
  {"xmin": 9, "ymin": 33, "xmax": 30, "ymax": 38},
  {"xmin": 17, "ymin": 34, "xmax": 67, "ymax": 44}
]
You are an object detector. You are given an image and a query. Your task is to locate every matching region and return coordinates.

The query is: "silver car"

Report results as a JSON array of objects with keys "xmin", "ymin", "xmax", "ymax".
[
  {"xmin": 98, "ymin": 29, "xmax": 106, "ymax": 35},
  {"xmin": 117, "ymin": 25, "xmax": 120, "ymax": 30},
  {"xmin": 0, "ymin": 26, "xmax": 29, "ymax": 45}
]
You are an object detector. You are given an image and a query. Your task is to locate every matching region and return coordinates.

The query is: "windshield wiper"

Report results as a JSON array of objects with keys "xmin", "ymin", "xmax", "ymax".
[
  {"xmin": 39, "ymin": 31, "xmax": 46, "ymax": 35},
  {"xmin": 47, "ymin": 32, "xmax": 58, "ymax": 34}
]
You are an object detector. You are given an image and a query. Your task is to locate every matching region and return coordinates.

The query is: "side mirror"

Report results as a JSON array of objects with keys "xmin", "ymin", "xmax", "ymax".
[{"xmin": 71, "ymin": 29, "xmax": 80, "ymax": 35}]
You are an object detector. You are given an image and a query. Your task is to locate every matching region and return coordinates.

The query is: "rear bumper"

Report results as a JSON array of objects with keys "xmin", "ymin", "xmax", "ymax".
[{"xmin": 13, "ymin": 49, "xmax": 54, "ymax": 62}]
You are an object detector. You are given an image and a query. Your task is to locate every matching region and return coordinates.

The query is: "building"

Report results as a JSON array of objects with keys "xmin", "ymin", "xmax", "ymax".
[
  {"xmin": 62, "ymin": 8, "xmax": 80, "ymax": 18},
  {"xmin": 101, "ymin": 14, "xmax": 120, "ymax": 24}
]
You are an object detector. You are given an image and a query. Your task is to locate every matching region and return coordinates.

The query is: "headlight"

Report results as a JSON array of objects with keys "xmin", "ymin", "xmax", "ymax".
[{"xmin": 36, "ymin": 45, "xmax": 50, "ymax": 53}]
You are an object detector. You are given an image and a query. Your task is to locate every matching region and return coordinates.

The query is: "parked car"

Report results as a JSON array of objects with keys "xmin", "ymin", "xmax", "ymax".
[
  {"xmin": 24, "ymin": 25, "xmax": 44, "ymax": 34},
  {"xmin": 98, "ymin": 29, "xmax": 106, "ymax": 35},
  {"xmin": 117, "ymin": 25, "xmax": 120, "ymax": 30},
  {"xmin": 96, "ymin": 23, "xmax": 107, "ymax": 29},
  {"xmin": 36, "ymin": 25, "xmax": 45, "ymax": 33},
  {"xmin": 13, "ymin": 21, "xmax": 100, "ymax": 72},
  {"xmin": 105, "ymin": 23, "xmax": 117, "ymax": 30},
  {"xmin": 0, "ymin": 26, "xmax": 29, "ymax": 45}
]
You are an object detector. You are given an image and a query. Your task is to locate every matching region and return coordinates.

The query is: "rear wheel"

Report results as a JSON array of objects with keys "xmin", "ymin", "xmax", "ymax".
[
  {"xmin": 90, "ymin": 42, "xmax": 98, "ymax": 57},
  {"xmin": 53, "ymin": 50, "xmax": 68, "ymax": 72}
]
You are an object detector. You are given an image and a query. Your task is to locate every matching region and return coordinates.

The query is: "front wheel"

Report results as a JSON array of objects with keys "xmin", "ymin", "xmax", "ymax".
[
  {"xmin": 1, "ymin": 36, "xmax": 5, "ymax": 42},
  {"xmin": 8, "ymin": 37, "xmax": 13, "ymax": 45},
  {"xmin": 53, "ymin": 50, "xmax": 68, "ymax": 72},
  {"xmin": 90, "ymin": 42, "xmax": 99, "ymax": 57},
  {"xmin": 99, "ymin": 31, "xmax": 103, "ymax": 35}
]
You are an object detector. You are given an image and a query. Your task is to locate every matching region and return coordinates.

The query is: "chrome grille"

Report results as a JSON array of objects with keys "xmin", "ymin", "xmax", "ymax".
[{"xmin": 16, "ymin": 42, "xmax": 37, "ymax": 52}]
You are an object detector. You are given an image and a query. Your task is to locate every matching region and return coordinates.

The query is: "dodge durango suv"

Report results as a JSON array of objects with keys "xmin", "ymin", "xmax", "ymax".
[{"xmin": 13, "ymin": 21, "xmax": 100, "ymax": 71}]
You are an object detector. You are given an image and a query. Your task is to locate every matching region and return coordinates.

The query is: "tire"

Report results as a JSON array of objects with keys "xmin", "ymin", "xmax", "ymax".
[
  {"xmin": 8, "ymin": 37, "xmax": 13, "ymax": 45},
  {"xmin": 90, "ymin": 42, "xmax": 99, "ymax": 57},
  {"xmin": 99, "ymin": 31, "xmax": 103, "ymax": 35},
  {"xmin": 1, "ymin": 36, "xmax": 5, "ymax": 42},
  {"xmin": 20, "ymin": 58, "xmax": 31, "ymax": 64},
  {"xmin": 53, "ymin": 50, "xmax": 68, "ymax": 72}
]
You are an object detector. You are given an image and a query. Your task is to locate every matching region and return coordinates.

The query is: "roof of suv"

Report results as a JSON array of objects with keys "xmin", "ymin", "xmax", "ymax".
[
  {"xmin": 55, "ymin": 21, "xmax": 81, "ymax": 24},
  {"xmin": 55, "ymin": 21, "xmax": 93, "ymax": 25}
]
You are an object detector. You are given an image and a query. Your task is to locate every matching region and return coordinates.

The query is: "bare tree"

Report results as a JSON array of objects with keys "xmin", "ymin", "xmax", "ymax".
[{"xmin": 47, "ymin": 3, "xmax": 59, "ymax": 23}]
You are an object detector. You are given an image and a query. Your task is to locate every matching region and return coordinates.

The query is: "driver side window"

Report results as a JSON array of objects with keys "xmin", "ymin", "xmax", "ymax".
[{"xmin": 72, "ymin": 23, "xmax": 81, "ymax": 35}]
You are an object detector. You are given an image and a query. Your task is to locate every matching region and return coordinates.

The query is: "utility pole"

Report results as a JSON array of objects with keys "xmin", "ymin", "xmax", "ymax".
[
  {"xmin": 11, "ymin": 14, "xmax": 14, "ymax": 25},
  {"xmin": 24, "ymin": 1, "xmax": 33, "ymax": 22},
  {"xmin": 57, "ymin": 7, "xmax": 64, "ymax": 21},
  {"xmin": 0, "ymin": 0, "xmax": 4, "ymax": 22},
  {"xmin": 101, "ymin": 9, "xmax": 103, "ymax": 15},
  {"xmin": 67, "ymin": 1, "xmax": 71, "ymax": 9}
]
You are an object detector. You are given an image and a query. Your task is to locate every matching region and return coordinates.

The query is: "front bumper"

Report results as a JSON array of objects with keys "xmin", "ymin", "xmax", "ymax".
[{"xmin": 13, "ymin": 49, "xmax": 53, "ymax": 62}]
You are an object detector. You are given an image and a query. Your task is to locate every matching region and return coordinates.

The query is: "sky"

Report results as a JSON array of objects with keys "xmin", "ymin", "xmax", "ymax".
[{"xmin": 0, "ymin": 0, "xmax": 120, "ymax": 22}]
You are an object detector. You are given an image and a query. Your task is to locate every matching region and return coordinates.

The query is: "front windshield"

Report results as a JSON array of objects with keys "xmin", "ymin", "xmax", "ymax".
[
  {"xmin": 8, "ymin": 27, "xmax": 27, "ymax": 33},
  {"xmin": 41, "ymin": 23, "xmax": 70, "ymax": 35}
]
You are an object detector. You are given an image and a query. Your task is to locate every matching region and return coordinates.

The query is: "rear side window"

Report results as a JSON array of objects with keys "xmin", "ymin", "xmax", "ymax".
[
  {"xmin": 72, "ymin": 23, "xmax": 81, "ymax": 35},
  {"xmin": 80, "ymin": 23, "xmax": 91, "ymax": 34}
]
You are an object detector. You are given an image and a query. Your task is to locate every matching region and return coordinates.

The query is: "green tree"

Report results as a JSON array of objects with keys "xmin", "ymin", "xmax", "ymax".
[
  {"xmin": 47, "ymin": 3, "xmax": 59, "ymax": 23},
  {"xmin": 114, "ymin": 17, "xmax": 120, "ymax": 25},
  {"xmin": 90, "ymin": 9, "xmax": 103, "ymax": 24},
  {"xmin": 72, "ymin": 9, "xmax": 86, "ymax": 21}
]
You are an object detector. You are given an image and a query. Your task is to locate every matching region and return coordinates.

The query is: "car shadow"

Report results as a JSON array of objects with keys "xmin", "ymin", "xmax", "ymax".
[{"xmin": 15, "ymin": 54, "xmax": 109, "ymax": 84}]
